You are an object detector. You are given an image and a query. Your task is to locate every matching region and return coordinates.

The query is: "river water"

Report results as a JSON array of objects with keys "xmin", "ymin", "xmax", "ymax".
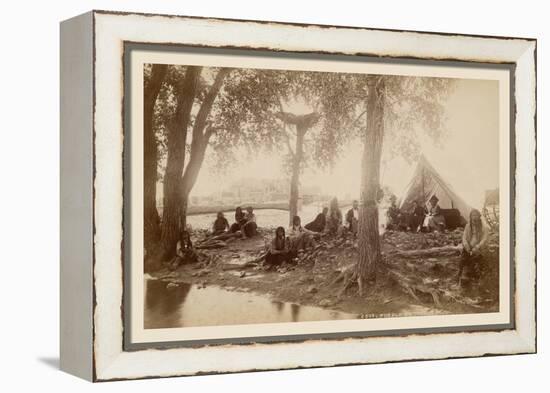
[
  {"xmin": 145, "ymin": 278, "xmax": 358, "ymax": 329},
  {"xmin": 186, "ymin": 205, "xmax": 324, "ymax": 231},
  {"xmin": 149, "ymin": 206, "xmax": 387, "ymax": 329},
  {"xmin": 187, "ymin": 205, "xmax": 386, "ymax": 231}
]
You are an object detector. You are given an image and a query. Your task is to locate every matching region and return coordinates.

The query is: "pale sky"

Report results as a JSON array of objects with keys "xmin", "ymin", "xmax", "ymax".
[{"xmin": 191, "ymin": 78, "xmax": 500, "ymax": 209}]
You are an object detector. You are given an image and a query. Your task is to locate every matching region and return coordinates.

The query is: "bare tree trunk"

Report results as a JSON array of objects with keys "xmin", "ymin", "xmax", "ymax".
[
  {"xmin": 357, "ymin": 76, "xmax": 385, "ymax": 294},
  {"xmin": 159, "ymin": 67, "xmax": 231, "ymax": 261},
  {"xmin": 289, "ymin": 125, "xmax": 305, "ymax": 225},
  {"xmin": 178, "ymin": 68, "xmax": 232, "ymax": 238},
  {"xmin": 160, "ymin": 128, "xmax": 185, "ymax": 261},
  {"xmin": 275, "ymin": 112, "xmax": 319, "ymax": 226},
  {"xmin": 180, "ymin": 138, "xmax": 208, "ymax": 236},
  {"xmin": 160, "ymin": 66, "xmax": 202, "ymax": 261},
  {"xmin": 143, "ymin": 64, "xmax": 167, "ymax": 250},
  {"xmin": 179, "ymin": 193, "xmax": 189, "ymax": 240}
]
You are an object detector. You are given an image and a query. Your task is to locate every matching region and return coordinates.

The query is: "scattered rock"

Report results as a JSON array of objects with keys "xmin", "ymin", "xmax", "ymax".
[
  {"xmin": 318, "ymin": 299, "xmax": 334, "ymax": 307},
  {"xmin": 166, "ymin": 282, "xmax": 179, "ymax": 289},
  {"xmin": 196, "ymin": 281, "xmax": 208, "ymax": 289}
]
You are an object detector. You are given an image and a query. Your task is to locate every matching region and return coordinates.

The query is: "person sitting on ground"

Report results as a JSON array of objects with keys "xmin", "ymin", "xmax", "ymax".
[
  {"xmin": 409, "ymin": 200, "xmax": 426, "ymax": 232},
  {"xmin": 345, "ymin": 200, "xmax": 360, "ymax": 236},
  {"xmin": 289, "ymin": 215, "xmax": 316, "ymax": 251},
  {"xmin": 264, "ymin": 226, "xmax": 296, "ymax": 269},
  {"xmin": 326, "ymin": 197, "xmax": 344, "ymax": 236},
  {"xmin": 386, "ymin": 195, "xmax": 401, "ymax": 231},
  {"xmin": 423, "ymin": 195, "xmax": 446, "ymax": 232},
  {"xmin": 211, "ymin": 211, "xmax": 229, "ymax": 236},
  {"xmin": 178, "ymin": 229, "xmax": 194, "ymax": 253},
  {"xmin": 230, "ymin": 206, "xmax": 247, "ymax": 233},
  {"xmin": 304, "ymin": 207, "xmax": 328, "ymax": 233},
  {"xmin": 241, "ymin": 206, "xmax": 258, "ymax": 238},
  {"xmin": 169, "ymin": 229, "xmax": 197, "ymax": 270},
  {"xmin": 457, "ymin": 209, "xmax": 489, "ymax": 285}
]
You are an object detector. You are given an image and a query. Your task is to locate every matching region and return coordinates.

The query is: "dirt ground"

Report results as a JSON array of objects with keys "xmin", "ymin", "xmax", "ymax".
[{"xmin": 150, "ymin": 227, "xmax": 500, "ymax": 318}]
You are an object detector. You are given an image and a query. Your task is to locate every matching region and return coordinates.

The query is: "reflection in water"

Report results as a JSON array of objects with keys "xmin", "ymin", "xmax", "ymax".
[
  {"xmin": 144, "ymin": 280, "xmax": 192, "ymax": 329},
  {"xmin": 273, "ymin": 300, "xmax": 284, "ymax": 313},
  {"xmin": 290, "ymin": 303, "xmax": 300, "ymax": 322},
  {"xmin": 144, "ymin": 279, "xmax": 358, "ymax": 329}
]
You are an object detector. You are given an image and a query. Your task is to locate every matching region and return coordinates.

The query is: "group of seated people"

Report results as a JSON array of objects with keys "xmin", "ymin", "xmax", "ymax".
[
  {"xmin": 212, "ymin": 194, "xmax": 448, "ymax": 244},
  {"xmin": 386, "ymin": 194, "xmax": 447, "ymax": 233},
  {"xmin": 268, "ymin": 200, "xmax": 490, "ymax": 285},
  {"xmin": 207, "ymin": 197, "xmax": 490, "ymax": 285},
  {"xmin": 209, "ymin": 197, "xmax": 359, "ymax": 269},
  {"xmin": 265, "ymin": 197, "xmax": 361, "ymax": 268},
  {"xmin": 306, "ymin": 197, "xmax": 360, "ymax": 237},
  {"xmin": 265, "ymin": 215, "xmax": 317, "ymax": 268},
  {"xmin": 211, "ymin": 206, "xmax": 258, "ymax": 239},
  {"xmin": 305, "ymin": 197, "xmax": 362, "ymax": 236}
]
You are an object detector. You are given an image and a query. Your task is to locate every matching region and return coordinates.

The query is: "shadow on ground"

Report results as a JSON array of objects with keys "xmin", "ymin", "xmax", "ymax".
[{"xmin": 37, "ymin": 357, "xmax": 59, "ymax": 370}]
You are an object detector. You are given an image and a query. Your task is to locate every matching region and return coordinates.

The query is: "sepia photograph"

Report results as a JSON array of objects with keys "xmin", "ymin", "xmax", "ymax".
[
  {"xmin": 55, "ymin": 9, "xmax": 537, "ymax": 381},
  {"xmin": 126, "ymin": 47, "xmax": 512, "ymax": 345}
]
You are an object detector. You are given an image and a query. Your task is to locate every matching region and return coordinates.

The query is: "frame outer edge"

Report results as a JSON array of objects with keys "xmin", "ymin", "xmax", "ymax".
[
  {"xmin": 515, "ymin": 41, "xmax": 537, "ymax": 352},
  {"xmin": 60, "ymin": 10, "xmax": 95, "ymax": 382},
  {"xmin": 90, "ymin": 11, "xmax": 538, "ymax": 380}
]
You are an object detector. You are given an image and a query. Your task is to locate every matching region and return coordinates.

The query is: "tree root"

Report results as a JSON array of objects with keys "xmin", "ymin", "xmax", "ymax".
[
  {"xmin": 195, "ymin": 240, "xmax": 227, "ymax": 249},
  {"xmin": 221, "ymin": 261, "xmax": 259, "ymax": 271},
  {"xmin": 387, "ymin": 245, "xmax": 461, "ymax": 259},
  {"xmin": 339, "ymin": 270, "xmax": 358, "ymax": 297},
  {"xmin": 220, "ymin": 252, "xmax": 267, "ymax": 271},
  {"xmin": 387, "ymin": 268, "xmax": 487, "ymax": 310}
]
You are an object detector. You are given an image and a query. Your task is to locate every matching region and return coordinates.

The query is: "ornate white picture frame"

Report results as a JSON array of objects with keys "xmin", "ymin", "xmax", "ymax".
[{"xmin": 60, "ymin": 10, "xmax": 536, "ymax": 381}]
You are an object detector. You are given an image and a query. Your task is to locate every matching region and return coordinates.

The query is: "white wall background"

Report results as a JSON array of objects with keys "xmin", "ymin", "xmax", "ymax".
[{"xmin": 0, "ymin": 0, "xmax": 545, "ymax": 391}]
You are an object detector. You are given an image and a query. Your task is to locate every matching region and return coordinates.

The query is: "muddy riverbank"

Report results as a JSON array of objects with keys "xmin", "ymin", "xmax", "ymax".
[{"xmin": 148, "ymin": 228, "xmax": 499, "ymax": 328}]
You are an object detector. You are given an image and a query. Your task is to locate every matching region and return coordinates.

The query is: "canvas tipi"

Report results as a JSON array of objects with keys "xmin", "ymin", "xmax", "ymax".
[{"xmin": 399, "ymin": 156, "xmax": 472, "ymax": 221}]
